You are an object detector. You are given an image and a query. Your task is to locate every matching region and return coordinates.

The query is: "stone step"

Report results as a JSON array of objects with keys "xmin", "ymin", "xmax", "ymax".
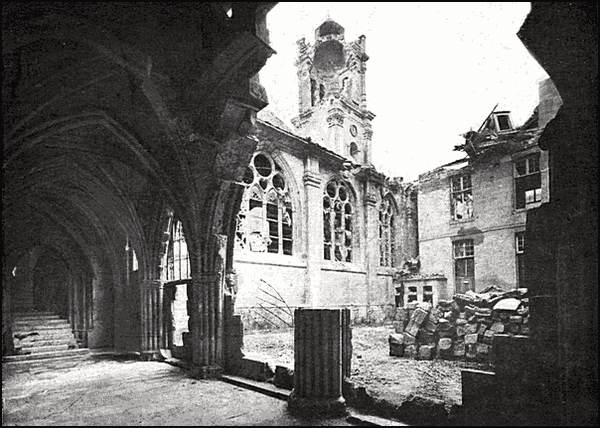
[
  {"xmin": 16, "ymin": 344, "xmax": 71, "ymax": 354},
  {"xmin": 12, "ymin": 311, "xmax": 57, "ymax": 317},
  {"xmin": 2, "ymin": 348, "xmax": 90, "ymax": 363},
  {"xmin": 14, "ymin": 318, "xmax": 70, "ymax": 326},
  {"xmin": 15, "ymin": 332, "xmax": 75, "ymax": 342},
  {"xmin": 13, "ymin": 315, "xmax": 61, "ymax": 321},
  {"xmin": 13, "ymin": 323, "xmax": 72, "ymax": 332},
  {"xmin": 18, "ymin": 338, "xmax": 75, "ymax": 348}
]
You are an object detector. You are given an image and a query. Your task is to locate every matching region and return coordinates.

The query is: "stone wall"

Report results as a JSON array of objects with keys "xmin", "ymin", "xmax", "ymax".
[{"xmin": 417, "ymin": 147, "xmax": 549, "ymax": 293}]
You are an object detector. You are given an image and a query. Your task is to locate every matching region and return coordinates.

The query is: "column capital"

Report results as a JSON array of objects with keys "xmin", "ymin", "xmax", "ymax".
[
  {"xmin": 303, "ymin": 171, "xmax": 322, "ymax": 188},
  {"xmin": 364, "ymin": 192, "xmax": 377, "ymax": 207}
]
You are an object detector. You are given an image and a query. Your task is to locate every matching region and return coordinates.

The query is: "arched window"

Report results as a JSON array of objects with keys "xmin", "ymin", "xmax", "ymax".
[
  {"xmin": 379, "ymin": 197, "xmax": 396, "ymax": 267},
  {"xmin": 164, "ymin": 218, "xmax": 191, "ymax": 281},
  {"xmin": 319, "ymin": 83, "xmax": 325, "ymax": 101},
  {"xmin": 236, "ymin": 153, "xmax": 293, "ymax": 255},
  {"xmin": 342, "ymin": 76, "xmax": 352, "ymax": 99},
  {"xmin": 310, "ymin": 78, "xmax": 317, "ymax": 107},
  {"xmin": 350, "ymin": 142, "xmax": 360, "ymax": 161},
  {"xmin": 323, "ymin": 180, "xmax": 354, "ymax": 262}
]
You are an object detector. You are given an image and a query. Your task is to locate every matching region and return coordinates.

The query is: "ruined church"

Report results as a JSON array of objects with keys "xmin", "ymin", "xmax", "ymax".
[{"xmin": 230, "ymin": 19, "xmax": 418, "ymax": 329}]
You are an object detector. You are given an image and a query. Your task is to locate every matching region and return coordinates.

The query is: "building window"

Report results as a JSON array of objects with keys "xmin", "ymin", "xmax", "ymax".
[
  {"xmin": 515, "ymin": 153, "xmax": 541, "ymax": 209},
  {"xmin": 423, "ymin": 285, "xmax": 433, "ymax": 304},
  {"xmin": 310, "ymin": 79, "xmax": 317, "ymax": 106},
  {"xmin": 165, "ymin": 219, "xmax": 191, "ymax": 282},
  {"xmin": 323, "ymin": 180, "xmax": 353, "ymax": 262},
  {"xmin": 407, "ymin": 286, "xmax": 418, "ymax": 303},
  {"xmin": 379, "ymin": 197, "xmax": 396, "ymax": 267},
  {"xmin": 319, "ymin": 83, "xmax": 325, "ymax": 101},
  {"xmin": 454, "ymin": 239, "xmax": 474, "ymax": 293},
  {"xmin": 495, "ymin": 114, "xmax": 512, "ymax": 131},
  {"xmin": 350, "ymin": 142, "xmax": 360, "ymax": 161},
  {"xmin": 515, "ymin": 232, "xmax": 525, "ymax": 288},
  {"xmin": 450, "ymin": 174, "xmax": 473, "ymax": 221},
  {"xmin": 236, "ymin": 153, "xmax": 293, "ymax": 255}
]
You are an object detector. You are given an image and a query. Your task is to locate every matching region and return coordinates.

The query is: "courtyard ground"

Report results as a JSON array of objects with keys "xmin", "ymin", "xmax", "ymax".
[
  {"xmin": 2, "ymin": 357, "xmax": 356, "ymax": 426},
  {"xmin": 243, "ymin": 324, "xmax": 489, "ymax": 411}
]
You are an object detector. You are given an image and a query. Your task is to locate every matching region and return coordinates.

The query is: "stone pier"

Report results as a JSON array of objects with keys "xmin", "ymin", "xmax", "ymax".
[{"xmin": 288, "ymin": 308, "xmax": 350, "ymax": 417}]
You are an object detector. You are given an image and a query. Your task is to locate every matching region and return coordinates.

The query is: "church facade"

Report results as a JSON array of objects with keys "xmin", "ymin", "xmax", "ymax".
[{"xmin": 231, "ymin": 20, "xmax": 418, "ymax": 329}]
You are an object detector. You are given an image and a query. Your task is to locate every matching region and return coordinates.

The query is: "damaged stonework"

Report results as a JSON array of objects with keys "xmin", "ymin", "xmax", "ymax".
[{"xmin": 415, "ymin": 78, "xmax": 560, "ymax": 297}]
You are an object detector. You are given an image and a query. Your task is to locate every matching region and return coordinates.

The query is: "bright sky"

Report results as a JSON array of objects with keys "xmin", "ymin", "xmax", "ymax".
[{"xmin": 259, "ymin": 2, "xmax": 549, "ymax": 181}]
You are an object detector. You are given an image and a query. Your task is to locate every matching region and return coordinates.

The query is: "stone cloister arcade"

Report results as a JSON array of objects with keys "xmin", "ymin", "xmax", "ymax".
[
  {"xmin": 2, "ymin": 2, "xmax": 597, "ymax": 425},
  {"xmin": 3, "ymin": 1, "xmax": 276, "ymax": 375}
]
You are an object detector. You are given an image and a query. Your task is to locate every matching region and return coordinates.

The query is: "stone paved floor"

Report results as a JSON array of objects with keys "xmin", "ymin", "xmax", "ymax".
[{"xmin": 2, "ymin": 356, "xmax": 356, "ymax": 426}]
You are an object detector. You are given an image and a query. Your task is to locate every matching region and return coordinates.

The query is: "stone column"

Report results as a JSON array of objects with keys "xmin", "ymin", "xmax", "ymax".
[
  {"xmin": 303, "ymin": 158, "xmax": 322, "ymax": 307},
  {"xmin": 288, "ymin": 308, "xmax": 348, "ymax": 417},
  {"xmin": 140, "ymin": 279, "xmax": 162, "ymax": 357},
  {"xmin": 187, "ymin": 272, "xmax": 224, "ymax": 378}
]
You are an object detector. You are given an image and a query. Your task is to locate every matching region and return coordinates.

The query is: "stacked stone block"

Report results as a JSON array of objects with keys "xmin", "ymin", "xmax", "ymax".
[{"xmin": 389, "ymin": 288, "xmax": 529, "ymax": 363}]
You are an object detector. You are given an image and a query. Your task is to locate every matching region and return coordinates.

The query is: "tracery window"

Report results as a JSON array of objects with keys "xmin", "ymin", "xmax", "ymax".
[
  {"xmin": 379, "ymin": 197, "xmax": 396, "ymax": 267},
  {"xmin": 236, "ymin": 153, "xmax": 293, "ymax": 255},
  {"xmin": 323, "ymin": 180, "xmax": 354, "ymax": 262},
  {"xmin": 165, "ymin": 219, "xmax": 191, "ymax": 282}
]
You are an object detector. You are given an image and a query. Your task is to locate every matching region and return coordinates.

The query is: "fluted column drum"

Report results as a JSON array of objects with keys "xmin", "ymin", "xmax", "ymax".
[{"xmin": 288, "ymin": 308, "xmax": 349, "ymax": 417}]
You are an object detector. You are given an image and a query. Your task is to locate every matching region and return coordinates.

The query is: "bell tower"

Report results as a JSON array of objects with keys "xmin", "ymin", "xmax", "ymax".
[{"xmin": 292, "ymin": 19, "xmax": 375, "ymax": 165}]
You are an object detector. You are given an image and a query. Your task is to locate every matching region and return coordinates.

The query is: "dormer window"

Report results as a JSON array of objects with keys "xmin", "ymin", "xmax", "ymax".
[{"xmin": 493, "ymin": 112, "xmax": 513, "ymax": 132}]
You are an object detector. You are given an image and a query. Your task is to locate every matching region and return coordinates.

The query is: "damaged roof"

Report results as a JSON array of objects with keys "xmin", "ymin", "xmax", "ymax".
[{"xmin": 455, "ymin": 106, "xmax": 542, "ymax": 158}]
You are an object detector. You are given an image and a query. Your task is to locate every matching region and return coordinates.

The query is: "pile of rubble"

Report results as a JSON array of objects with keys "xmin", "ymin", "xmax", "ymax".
[{"xmin": 389, "ymin": 287, "xmax": 529, "ymax": 363}]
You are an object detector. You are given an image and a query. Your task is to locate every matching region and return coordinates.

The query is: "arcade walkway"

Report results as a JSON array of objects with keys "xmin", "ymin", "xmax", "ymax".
[{"xmin": 2, "ymin": 357, "xmax": 357, "ymax": 426}]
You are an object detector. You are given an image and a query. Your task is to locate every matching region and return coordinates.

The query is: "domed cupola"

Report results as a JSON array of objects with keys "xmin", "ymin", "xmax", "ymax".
[{"xmin": 316, "ymin": 19, "xmax": 345, "ymax": 39}]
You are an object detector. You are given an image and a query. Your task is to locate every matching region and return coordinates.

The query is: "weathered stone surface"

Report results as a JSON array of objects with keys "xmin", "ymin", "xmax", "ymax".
[
  {"xmin": 403, "ymin": 333, "xmax": 416, "ymax": 346},
  {"xmin": 417, "ymin": 331, "xmax": 435, "ymax": 345},
  {"xmin": 490, "ymin": 322, "xmax": 505, "ymax": 333},
  {"xmin": 404, "ymin": 345, "xmax": 418, "ymax": 358},
  {"xmin": 418, "ymin": 345, "xmax": 434, "ymax": 360},
  {"xmin": 394, "ymin": 307, "xmax": 407, "ymax": 321},
  {"xmin": 388, "ymin": 333, "xmax": 404, "ymax": 345},
  {"xmin": 465, "ymin": 344, "xmax": 477, "ymax": 360},
  {"xmin": 483, "ymin": 330, "xmax": 495, "ymax": 344},
  {"xmin": 274, "ymin": 365, "xmax": 294, "ymax": 390},
  {"xmin": 477, "ymin": 324, "xmax": 487, "ymax": 336},
  {"xmin": 438, "ymin": 338, "xmax": 453, "ymax": 351},
  {"xmin": 389, "ymin": 343, "xmax": 404, "ymax": 357},
  {"xmin": 476, "ymin": 343, "xmax": 490, "ymax": 355},
  {"xmin": 393, "ymin": 321, "xmax": 404, "ymax": 334},
  {"xmin": 465, "ymin": 323, "xmax": 479, "ymax": 334},
  {"xmin": 509, "ymin": 315, "xmax": 523, "ymax": 324},
  {"xmin": 405, "ymin": 307, "xmax": 429, "ymax": 336},
  {"xmin": 422, "ymin": 318, "xmax": 437, "ymax": 333},
  {"xmin": 475, "ymin": 308, "xmax": 492, "ymax": 317},
  {"xmin": 398, "ymin": 394, "xmax": 448, "ymax": 426},
  {"xmin": 456, "ymin": 325, "xmax": 467, "ymax": 337},
  {"xmin": 240, "ymin": 355, "xmax": 275, "ymax": 381},
  {"xmin": 465, "ymin": 333, "xmax": 478, "ymax": 344},
  {"xmin": 453, "ymin": 341, "xmax": 465, "ymax": 357},
  {"xmin": 507, "ymin": 323, "xmax": 521, "ymax": 334}
]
